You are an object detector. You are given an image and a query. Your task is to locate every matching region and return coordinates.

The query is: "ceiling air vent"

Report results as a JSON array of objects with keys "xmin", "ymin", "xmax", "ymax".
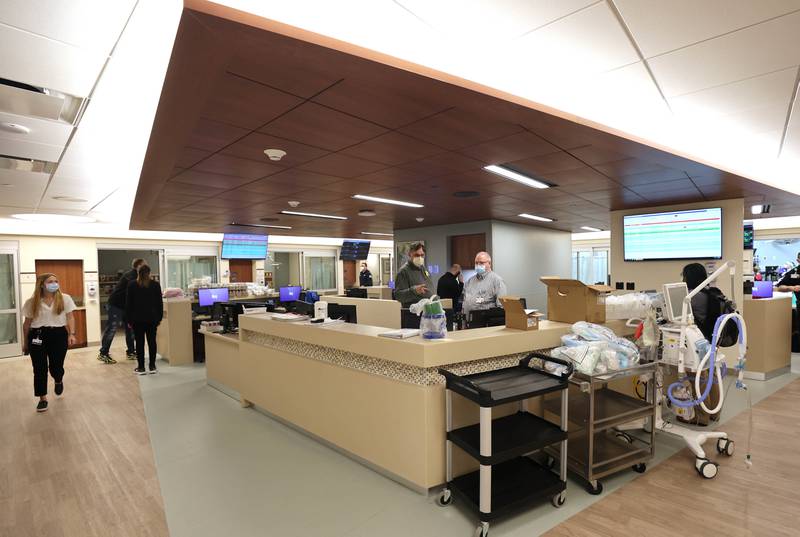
[
  {"xmin": 0, "ymin": 78, "xmax": 83, "ymax": 123},
  {"xmin": 0, "ymin": 155, "xmax": 57, "ymax": 174}
]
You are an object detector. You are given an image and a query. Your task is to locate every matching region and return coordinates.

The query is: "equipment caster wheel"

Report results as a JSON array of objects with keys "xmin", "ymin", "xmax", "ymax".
[
  {"xmin": 545, "ymin": 455, "xmax": 556, "ymax": 470},
  {"xmin": 586, "ymin": 480, "xmax": 603, "ymax": 495},
  {"xmin": 436, "ymin": 488, "xmax": 451, "ymax": 506},
  {"xmin": 474, "ymin": 523, "xmax": 489, "ymax": 537},
  {"xmin": 615, "ymin": 431, "xmax": 634, "ymax": 444},
  {"xmin": 716, "ymin": 438, "xmax": 735, "ymax": 457},
  {"xmin": 695, "ymin": 458, "xmax": 718, "ymax": 479},
  {"xmin": 551, "ymin": 492, "xmax": 566, "ymax": 508},
  {"xmin": 632, "ymin": 463, "xmax": 646, "ymax": 473}
]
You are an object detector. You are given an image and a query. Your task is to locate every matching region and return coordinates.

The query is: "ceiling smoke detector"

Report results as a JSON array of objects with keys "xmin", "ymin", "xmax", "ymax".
[
  {"xmin": 264, "ymin": 148, "xmax": 287, "ymax": 161},
  {"xmin": 416, "ymin": 217, "xmax": 425, "ymax": 223},
  {"xmin": 358, "ymin": 209, "xmax": 376, "ymax": 217},
  {"xmin": 288, "ymin": 200, "xmax": 300, "ymax": 208}
]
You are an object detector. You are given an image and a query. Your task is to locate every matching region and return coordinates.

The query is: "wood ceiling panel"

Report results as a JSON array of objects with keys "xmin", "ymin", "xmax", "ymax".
[
  {"xmin": 260, "ymin": 102, "xmax": 388, "ymax": 151},
  {"xmin": 508, "ymin": 152, "xmax": 586, "ymax": 177},
  {"xmin": 201, "ymin": 73, "xmax": 303, "ymax": 129},
  {"xmin": 322, "ymin": 179, "xmax": 385, "ymax": 195},
  {"xmin": 460, "ymin": 131, "xmax": 560, "ymax": 165},
  {"xmin": 170, "ymin": 169, "xmax": 255, "ymax": 189},
  {"xmin": 398, "ymin": 109, "xmax": 523, "ymax": 150},
  {"xmin": 298, "ymin": 153, "xmax": 386, "ymax": 178},
  {"xmin": 185, "ymin": 117, "xmax": 249, "ymax": 152},
  {"xmin": 340, "ymin": 132, "xmax": 445, "ymax": 166},
  {"xmin": 191, "ymin": 153, "xmax": 283, "ymax": 180},
  {"xmin": 628, "ymin": 179, "xmax": 699, "ymax": 195},
  {"xmin": 593, "ymin": 158, "xmax": 669, "ymax": 179},
  {"xmin": 568, "ymin": 145, "xmax": 628, "ymax": 165},
  {"xmin": 357, "ymin": 167, "xmax": 422, "ymax": 187},
  {"xmin": 611, "ymin": 169, "xmax": 688, "ymax": 186},
  {"xmin": 236, "ymin": 178, "xmax": 309, "ymax": 196},
  {"xmin": 175, "ymin": 146, "xmax": 212, "ymax": 168},
  {"xmin": 221, "ymin": 132, "xmax": 330, "ymax": 167},
  {"xmin": 399, "ymin": 152, "xmax": 486, "ymax": 178}
]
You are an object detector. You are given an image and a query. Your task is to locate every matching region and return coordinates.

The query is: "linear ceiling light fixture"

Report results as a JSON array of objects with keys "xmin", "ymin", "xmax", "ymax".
[
  {"xmin": 352, "ymin": 194, "xmax": 424, "ymax": 208},
  {"xmin": 751, "ymin": 204, "xmax": 770, "ymax": 215},
  {"xmin": 231, "ymin": 221, "xmax": 292, "ymax": 230},
  {"xmin": 484, "ymin": 165, "xmax": 550, "ymax": 189},
  {"xmin": 580, "ymin": 226, "xmax": 602, "ymax": 232},
  {"xmin": 280, "ymin": 210, "xmax": 347, "ymax": 220},
  {"xmin": 518, "ymin": 213, "xmax": 554, "ymax": 222},
  {"xmin": 361, "ymin": 231, "xmax": 394, "ymax": 237},
  {"xmin": 12, "ymin": 213, "xmax": 95, "ymax": 223}
]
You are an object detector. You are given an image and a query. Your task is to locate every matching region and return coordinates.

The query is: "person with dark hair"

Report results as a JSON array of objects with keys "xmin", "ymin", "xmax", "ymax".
[
  {"xmin": 359, "ymin": 262, "xmax": 373, "ymax": 287},
  {"xmin": 394, "ymin": 242, "xmax": 433, "ymax": 308},
  {"xmin": 437, "ymin": 264, "xmax": 464, "ymax": 311},
  {"xmin": 776, "ymin": 252, "xmax": 800, "ymax": 306},
  {"xmin": 99, "ymin": 258, "xmax": 145, "ymax": 363},
  {"xmin": 125, "ymin": 264, "xmax": 163, "ymax": 375},
  {"xmin": 681, "ymin": 262, "xmax": 736, "ymax": 343}
]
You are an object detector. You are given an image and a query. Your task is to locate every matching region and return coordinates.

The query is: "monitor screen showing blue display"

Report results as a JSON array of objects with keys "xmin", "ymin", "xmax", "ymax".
[
  {"xmin": 198, "ymin": 287, "xmax": 229, "ymax": 307},
  {"xmin": 279, "ymin": 286, "xmax": 302, "ymax": 302},
  {"xmin": 340, "ymin": 240, "xmax": 370, "ymax": 260},
  {"xmin": 221, "ymin": 233, "xmax": 268, "ymax": 259},
  {"xmin": 623, "ymin": 208, "xmax": 722, "ymax": 261}
]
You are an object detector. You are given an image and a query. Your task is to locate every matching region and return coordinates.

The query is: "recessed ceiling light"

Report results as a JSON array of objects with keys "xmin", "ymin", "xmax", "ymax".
[
  {"xmin": 52, "ymin": 196, "xmax": 88, "ymax": 203},
  {"xmin": 352, "ymin": 194, "xmax": 424, "ymax": 208},
  {"xmin": 581, "ymin": 226, "xmax": 602, "ymax": 232},
  {"xmin": 12, "ymin": 213, "xmax": 95, "ymax": 223},
  {"xmin": 280, "ymin": 210, "xmax": 347, "ymax": 220},
  {"xmin": 361, "ymin": 231, "xmax": 393, "ymax": 237},
  {"xmin": 518, "ymin": 213, "xmax": 554, "ymax": 222},
  {"xmin": 484, "ymin": 165, "xmax": 550, "ymax": 189},
  {"xmin": 231, "ymin": 221, "xmax": 292, "ymax": 230},
  {"xmin": 358, "ymin": 209, "xmax": 377, "ymax": 217},
  {"xmin": 0, "ymin": 122, "xmax": 31, "ymax": 134},
  {"xmin": 751, "ymin": 204, "xmax": 770, "ymax": 215}
]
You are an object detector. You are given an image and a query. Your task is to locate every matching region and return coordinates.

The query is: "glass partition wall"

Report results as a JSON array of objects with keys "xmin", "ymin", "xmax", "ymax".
[
  {"xmin": 268, "ymin": 250, "xmax": 338, "ymax": 293},
  {"xmin": 0, "ymin": 248, "xmax": 21, "ymax": 358}
]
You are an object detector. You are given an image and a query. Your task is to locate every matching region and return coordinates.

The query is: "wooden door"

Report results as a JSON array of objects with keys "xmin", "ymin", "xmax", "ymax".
[
  {"xmin": 450, "ymin": 233, "xmax": 487, "ymax": 269},
  {"xmin": 342, "ymin": 260, "xmax": 356, "ymax": 288},
  {"xmin": 228, "ymin": 259, "xmax": 253, "ymax": 283},
  {"xmin": 34, "ymin": 259, "xmax": 87, "ymax": 349}
]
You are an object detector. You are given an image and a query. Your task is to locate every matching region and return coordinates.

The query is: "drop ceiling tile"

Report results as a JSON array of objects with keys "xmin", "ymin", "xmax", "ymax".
[
  {"xmin": 170, "ymin": 169, "xmax": 255, "ymax": 189},
  {"xmin": 340, "ymin": 132, "xmax": 445, "ymax": 166},
  {"xmin": 628, "ymin": 178, "xmax": 699, "ymax": 195},
  {"xmin": 540, "ymin": 166, "xmax": 615, "ymax": 188},
  {"xmin": 323, "ymin": 179, "xmax": 386, "ymax": 195},
  {"xmin": 260, "ymin": 102, "xmax": 388, "ymax": 151},
  {"xmin": 593, "ymin": 158, "xmax": 669, "ymax": 179},
  {"xmin": 201, "ymin": 74, "xmax": 303, "ymax": 130},
  {"xmin": 175, "ymin": 147, "xmax": 212, "ymax": 169},
  {"xmin": 236, "ymin": 178, "xmax": 310, "ymax": 196},
  {"xmin": 612, "ymin": 168, "xmax": 689, "ymax": 186},
  {"xmin": 267, "ymin": 168, "xmax": 345, "ymax": 189},
  {"xmin": 459, "ymin": 131, "xmax": 560, "ymax": 165},
  {"xmin": 288, "ymin": 189, "xmax": 348, "ymax": 203},
  {"xmin": 192, "ymin": 153, "xmax": 283, "ymax": 180},
  {"xmin": 298, "ymin": 153, "xmax": 386, "ymax": 178},
  {"xmin": 648, "ymin": 10, "xmax": 800, "ymax": 97},
  {"xmin": 398, "ymin": 109, "xmax": 523, "ymax": 150},
  {"xmin": 569, "ymin": 145, "xmax": 628, "ymax": 165},
  {"xmin": 399, "ymin": 152, "xmax": 487, "ymax": 178},
  {"xmin": 186, "ymin": 118, "xmax": 250, "ymax": 152},
  {"xmin": 615, "ymin": 0, "xmax": 800, "ymax": 58},
  {"xmin": 222, "ymin": 132, "xmax": 330, "ymax": 167},
  {"xmin": 508, "ymin": 152, "xmax": 586, "ymax": 177}
]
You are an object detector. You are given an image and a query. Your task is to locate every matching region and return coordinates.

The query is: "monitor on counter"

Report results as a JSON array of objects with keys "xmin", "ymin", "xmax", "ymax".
[
  {"xmin": 279, "ymin": 286, "xmax": 302, "ymax": 302},
  {"xmin": 198, "ymin": 287, "xmax": 229, "ymax": 307},
  {"xmin": 221, "ymin": 233, "xmax": 268, "ymax": 259},
  {"xmin": 340, "ymin": 240, "xmax": 370, "ymax": 260},
  {"xmin": 752, "ymin": 281, "xmax": 774, "ymax": 299},
  {"xmin": 623, "ymin": 207, "xmax": 722, "ymax": 261}
]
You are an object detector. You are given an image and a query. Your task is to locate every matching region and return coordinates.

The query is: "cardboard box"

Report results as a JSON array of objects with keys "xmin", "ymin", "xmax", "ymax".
[
  {"xmin": 540, "ymin": 277, "xmax": 614, "ymax": 324},
  {"xmin": 500, "ymin": 296, "xmax": 543, "ymax": 331}
]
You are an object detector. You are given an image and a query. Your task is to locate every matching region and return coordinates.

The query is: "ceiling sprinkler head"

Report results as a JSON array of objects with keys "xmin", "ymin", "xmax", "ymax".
[
  {"xmin": 287, "ymin": 200, "xmax": 300, "ymax": 208},
  {"xmin": 358, "ymin": 209, "xmax": 376, "ymax": 217},
  {"xmin": 264, "ymin": 148, "xmax": 287, "ymax": 161}
]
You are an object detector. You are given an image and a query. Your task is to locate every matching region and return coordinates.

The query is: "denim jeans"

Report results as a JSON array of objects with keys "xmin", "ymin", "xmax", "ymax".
[{"xmin": 100, "ymin": 304, "xmax": 134, "ymax": 355}]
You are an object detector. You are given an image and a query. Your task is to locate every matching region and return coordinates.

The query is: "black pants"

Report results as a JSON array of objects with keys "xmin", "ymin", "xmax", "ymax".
[
  {"xmin": 133, "ymin": 322, "xmax": 158, "ymax": 370},
  {"xmin": 28, "ymin": 327, "xmax": 68, "ymax": 397}
]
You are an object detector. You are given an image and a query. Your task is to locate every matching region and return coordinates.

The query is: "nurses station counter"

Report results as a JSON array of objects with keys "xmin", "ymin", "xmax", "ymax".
[
  {"xmin": 203, "ymin": 314, "xmax": 633, "ymax": 492},
  {"xmin": 742, "ymin": 292, "xmax": 793, "ymax": 379}
]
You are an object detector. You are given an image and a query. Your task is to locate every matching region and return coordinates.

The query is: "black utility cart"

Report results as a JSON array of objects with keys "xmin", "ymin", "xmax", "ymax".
[{"xmin": 437, "ymin": 353, "xmax": 573, "ymax": 537}]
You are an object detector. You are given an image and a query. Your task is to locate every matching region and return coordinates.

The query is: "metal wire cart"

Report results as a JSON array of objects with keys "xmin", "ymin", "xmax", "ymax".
[
  {"xmin": 543, "ymin": 360, "xmax": 657, "ymax": 495},
  {"xmin": 437, "ymin": 353, "xmax": 573, "ymax": 537}
]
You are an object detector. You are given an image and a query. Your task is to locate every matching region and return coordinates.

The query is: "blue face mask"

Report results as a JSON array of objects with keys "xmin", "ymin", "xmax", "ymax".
[
  {"xmin": 475, "ymin": 265, "xmax": 486, "ymax": 275},
  {"xmin": 45, "ymin": 282, "xmax": 60, "ymax": 293}
]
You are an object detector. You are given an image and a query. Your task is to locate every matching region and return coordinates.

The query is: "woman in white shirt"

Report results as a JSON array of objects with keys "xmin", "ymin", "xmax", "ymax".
[{"xmin": 22, "ymin": 273, "xmax": 77, "ymax": 413}]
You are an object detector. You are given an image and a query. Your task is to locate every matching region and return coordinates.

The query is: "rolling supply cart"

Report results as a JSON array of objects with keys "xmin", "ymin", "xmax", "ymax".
[
  {"xmin": 437, "ymin": 353, "xmax": 573, "ymax": 537},
  {"xmin": 543, "ymin": 360, "xmax": 657, "ymax": 495}
]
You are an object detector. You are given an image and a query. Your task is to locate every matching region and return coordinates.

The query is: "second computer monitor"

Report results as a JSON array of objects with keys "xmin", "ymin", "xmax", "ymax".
[
  {"xmin": 280, "ymin": 286, "xmax": 302, "ymax": 302},
  {"xmin": 328, "ymin": 303, "xmax": 357, "ymax": 324},
  {"xmin": 198, "ymin": 287, "xmax": 229, "ymax": 307}
]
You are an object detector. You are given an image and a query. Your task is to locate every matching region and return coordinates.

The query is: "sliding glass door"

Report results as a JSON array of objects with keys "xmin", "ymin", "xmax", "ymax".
[{"xmin": 0, "ymin": 249, "xmax": 21, "ymax": 358}]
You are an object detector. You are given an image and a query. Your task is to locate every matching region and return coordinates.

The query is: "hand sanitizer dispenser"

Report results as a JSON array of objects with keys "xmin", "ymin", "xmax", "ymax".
[{"xmin": 314, "ymin": 301, "xmax": 328, "ymax": 320}]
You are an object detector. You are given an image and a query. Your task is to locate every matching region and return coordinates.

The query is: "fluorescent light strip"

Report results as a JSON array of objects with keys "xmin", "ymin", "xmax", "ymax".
[
  {"xmin": 484, "ymin": 165, "xmax": 550, "ymax": 189},
  {"xmin": 751, "ymin": 205, "xmax": 763, "ymax": 215},
  {"xmin": 231, "ymin": 222, "xmax": 292, "ymax": 230},
  {"xmin": 352, "ymin": 194, "xmax": 423, "ymax": 208},
  {"xmin": 361, "ymin": 231, "xmax": 394, "ymax": 237},
  {"xmin": 581, "ymin": 226, "xmax": 602, "ymax": 232},
  {"xmin": 280, "ymin": 210, "xmax": 347, "ymax": 220},
  {"xmin": 518, "ymin": 213, "xmax": 554, "ymax": 222}
]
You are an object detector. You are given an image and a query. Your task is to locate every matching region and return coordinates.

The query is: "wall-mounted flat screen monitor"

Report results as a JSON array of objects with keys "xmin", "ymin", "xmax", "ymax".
[
  {"xmin": 340, "ymin": 240, "xmax": 370, "ymax": 260},
  {"xmin": 743, "ymin": 223, "xmax": 754, "ymax": 250},
  {"xmin": 198, "ymin": 287, "xmax": 229, "ymax": 307},
  {"xmin": 623, "ymin": 207, "xmax": 722, "ymax": 261},
  {"xmin": 279, "ymin": 286, "xmax": 302, "ymax": 302},
  {"xmin": 221, "ymin": 233, "xmax": 268, "ymax": 259}
]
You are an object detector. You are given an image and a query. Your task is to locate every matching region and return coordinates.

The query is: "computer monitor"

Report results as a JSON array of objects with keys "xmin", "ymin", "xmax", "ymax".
[
  {"xmin": 280, "ymin": 286, "xmax": 302, "ymax": 302},
  {"xmin": 663, "ymin": 282, "xmax": 689, "ymax": 322},
  {"xmin": 346, "ymin": 288, "xmax": 368, "ymax": 298},
  {"xmin": 752, "ymin": 280, "xmax": 774, "ymax": 299},
  {"xmin": 328, "ymin": 303, "xmax": 357, "ymax": 324},
  {"xmin": 467, "ymin": 307, "xmax": 505, "ymax": 329},
  {"xmin": 198, "ymin": 287, "xmax": 229, "ymax": 307},
  {"xmin": 219, "ymin": 302, "xmax": 244, "ymax": 332}
]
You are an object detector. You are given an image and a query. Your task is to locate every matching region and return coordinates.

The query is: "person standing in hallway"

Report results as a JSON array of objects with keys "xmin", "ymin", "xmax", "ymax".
[
  {"xmin": 394, "ymin": 242, "xmax": 433, "ymax": 308},
  {"xmin": 359, "ymin": 262, "xmax": 373, "ymax": 287},
  {"xmin": 437, "ymin": 263, "xmax": 464, "ymax": 311},
  {"xmin": 98, "ymin": 258, "xmax": 145, "ymax": 364},
  {"xmin": 21, "ymin": 273, "xmax": 77, "ymax": 413},
  {"xmin": 126, "ymin": 264, "xmax": 163, "ymax": 375},
  {"xmin": 462, "ymin": 251, "xmax": 507, "ymax": 318}
]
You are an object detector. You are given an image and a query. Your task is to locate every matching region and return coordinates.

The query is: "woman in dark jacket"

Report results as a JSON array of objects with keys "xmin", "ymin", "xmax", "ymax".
[{"xmin": 125, "ymin": 264, "xmax": 163, "ymax": 375}]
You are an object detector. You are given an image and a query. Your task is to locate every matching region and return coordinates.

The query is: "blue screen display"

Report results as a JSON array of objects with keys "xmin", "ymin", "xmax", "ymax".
[
  {"xmin": 280, "ymin": 286, "xmax": 301, "ymax": 302},
  {"xmin": 623, "ymin": 208, "xmax": 722, "ymax": 261},
  {"xmin": 198, "ymin": 288, "xmax": 229, "ymax": 307},
  {"xmin": 221, "ymin": 233, "xmax": 268, "ymax": 259}
]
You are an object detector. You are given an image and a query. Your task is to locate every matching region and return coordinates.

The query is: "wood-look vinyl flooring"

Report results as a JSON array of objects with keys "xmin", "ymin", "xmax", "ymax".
[
  {"xmin": 545, "ymin": 378, "xmax": 800, "ymax": 537},
  {"xmin": 0, "ymin": 345, "xmax": 169, "ymax": 537}
]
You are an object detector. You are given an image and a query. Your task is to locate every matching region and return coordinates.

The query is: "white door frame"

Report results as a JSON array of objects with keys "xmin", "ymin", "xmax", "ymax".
[{"xmin": 0, "ymin": 246, "xmax": 22, "ymax": 358}]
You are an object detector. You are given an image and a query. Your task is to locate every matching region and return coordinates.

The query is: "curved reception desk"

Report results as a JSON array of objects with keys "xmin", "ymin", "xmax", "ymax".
[{"xmin": 205, "ymin": 315, "xmax": 633, "ymax": 492}]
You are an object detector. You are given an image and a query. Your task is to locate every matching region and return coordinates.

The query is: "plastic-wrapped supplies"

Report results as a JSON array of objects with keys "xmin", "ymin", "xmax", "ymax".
[
  {"xmin": 554, "ymin": 321, "xmax": 640, "ymax": 375},
  {"xmin": 605, "ymin": 292, "xmax": 653, "ymax": 320}
]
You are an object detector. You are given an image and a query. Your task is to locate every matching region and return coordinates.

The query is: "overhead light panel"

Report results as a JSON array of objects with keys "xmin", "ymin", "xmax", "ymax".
[
  {"xmin": 280, "ymin": 210, "xmax": 347, "ymax": 220},
  {"xmin": 751, "ymin": 204, "xmax": 770, "ymax": 215},
  {"xmin": 518, "ymin": 213, "xmax": 554, "ymax": 222},
  {"xmin": 361, "ymin": 231, "xmax": 393, "ymax": 237},
  {"xmin": 231, "ymin": 221, "xmax": 292, "ymax": 230},
  {"xmin": 581, "ymin": 226, "xmax": 602, "ymax": 232},
  {"xmin": 352, "ymin": 194, "xmax": 423, "ymax": 208},
  {"xmin": 484, "ymin": 165, "xmax": 550, "ymax": 189},
  {"xmin": 12, "ymin": 213, "xmax": 95, "ymax": 223}
]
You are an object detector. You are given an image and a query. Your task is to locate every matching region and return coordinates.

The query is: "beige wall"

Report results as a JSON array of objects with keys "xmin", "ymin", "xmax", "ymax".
[{"xmin": 610, "ymin": 198, "xmax": 744, "ymax": 307}]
